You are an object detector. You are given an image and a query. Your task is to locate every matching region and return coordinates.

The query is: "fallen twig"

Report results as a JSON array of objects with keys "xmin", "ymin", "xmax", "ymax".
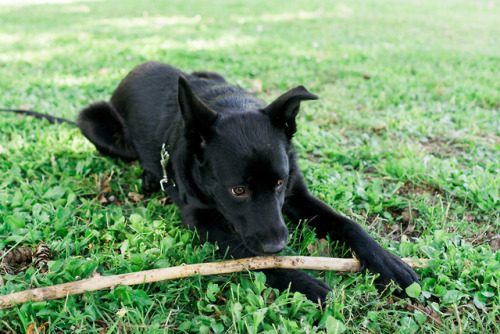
[{"xmin": 0, "ymin": 256, "xmax": 426, "ymax": 310}]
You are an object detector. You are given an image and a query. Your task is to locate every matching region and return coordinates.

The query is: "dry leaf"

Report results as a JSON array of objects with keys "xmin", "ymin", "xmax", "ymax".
[
  {"xmin": 97, "ymin": 193, "xmax": 107, "ymax": 204},
  {"xmin": 26, "ymin": 323, "xmax": 37, "ymax": 334},
  {"xmin": 128, "ymin": 192, "xmax": 144, "ymax": 203},
  {"xmin": 20, "ymin": 104, "xmax": 35, "ymax": 110},
  {"xmin": 37, "ymin": 322, "xmax": 50, "ymax": 334},
  {"xmin": 306, "ymin": 238, "xmax": 332, "ymax": 256},
  {"xmin": 463, "ymin": 214, "xmax": 474, "ymax": 222},
  {"xmin": 26, "ymin": 322, "xmax": 50, "ymax": 334},
  {"xmin": 50, "ymin": 153, "xmax": 57, "ymax": 167},
  {"xmin": 97, "ymin": 68, "xmax": 110, "ymax": 75},
  {"xmin": 116, "ymin": 308, "xmax": 128, "ymax": 317},
  {"xmin": 97, "ymin": 171, "xmax": 113, "ymax": 193},
  {"xmin": 490, "ymin": 234, "xmax": 500, "ymax": 252},
  {"xmin": 401, "ymin": 208, "xmax": 418, "ymax": 223},
  {"xmin": 250, "ymin": 78, "xmax": 262, "ymax": 93},
  {"xmin": 159, "ymin": 197, "xmax": 173, "ymax": 206}
]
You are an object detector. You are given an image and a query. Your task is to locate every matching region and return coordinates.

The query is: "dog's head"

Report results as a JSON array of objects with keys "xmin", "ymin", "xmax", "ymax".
[{"xmin": 177, "ymin": 76, "xmax": 318, "ymax": 255}]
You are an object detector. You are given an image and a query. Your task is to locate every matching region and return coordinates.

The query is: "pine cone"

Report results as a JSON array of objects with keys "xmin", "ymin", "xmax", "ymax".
[
  {"xmin": 33, "ymin": 243, "xmax": 51, "ymax": 273},
  {"xmin": 0, "ymin": 247, "xmax": 34, "ymax": 266}
]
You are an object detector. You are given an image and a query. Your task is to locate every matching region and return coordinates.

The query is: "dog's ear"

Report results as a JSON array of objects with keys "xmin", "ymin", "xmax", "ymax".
[
  {"xmin": 262, "ymin": 86, "xmax": 318, "ymax": 138},
  {"xmin": 177, "ymin": 76, "xmax": 218, "ymax": 146}
]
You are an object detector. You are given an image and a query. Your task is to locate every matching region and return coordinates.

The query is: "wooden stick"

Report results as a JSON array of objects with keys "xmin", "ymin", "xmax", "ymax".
[{"xmin": 0, "ymin": 256, "xmax": 426, "ymax": 310}]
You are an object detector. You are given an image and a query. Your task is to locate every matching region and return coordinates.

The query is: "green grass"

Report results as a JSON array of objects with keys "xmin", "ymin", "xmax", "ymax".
[{"xmin": 1, "ymin": 0, "xmax": 499, "ymax": 332}]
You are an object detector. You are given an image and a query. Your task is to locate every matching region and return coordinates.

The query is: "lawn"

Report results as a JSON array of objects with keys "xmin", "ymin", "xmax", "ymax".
[{"xmin": 0, "ymin": 0, "xmax": 499, "ymax": 332}]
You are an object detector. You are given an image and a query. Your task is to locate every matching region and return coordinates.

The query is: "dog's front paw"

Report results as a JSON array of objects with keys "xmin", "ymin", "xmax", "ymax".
[
  {"xmin": 263, "ymin": 269, "xmax": 331, "ymax": 303},
  {"xmin": 358, "ymin": 246, "xmax": 420, "ymax": 295}
]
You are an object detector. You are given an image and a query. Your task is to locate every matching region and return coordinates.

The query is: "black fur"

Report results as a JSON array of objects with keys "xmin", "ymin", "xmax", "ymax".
[{"xmin": 77, "ymin": 61, "xmax": 419, "ymax": 302}]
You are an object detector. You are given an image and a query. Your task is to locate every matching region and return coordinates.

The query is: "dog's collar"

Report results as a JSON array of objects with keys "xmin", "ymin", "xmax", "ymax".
[{"xmin": 160, "ymin": 143, "xmax": 175, "ymax": 191}]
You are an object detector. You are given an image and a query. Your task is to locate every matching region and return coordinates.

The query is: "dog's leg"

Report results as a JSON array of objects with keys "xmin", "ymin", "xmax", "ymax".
[
  {"xmin": 78, "ymin": 101, "xmax": 137, "ymax": 160},
  {"xmin": 180, "ymin": 205, "xmax": 332, "ymax": 302},
  {"xmin": 284, "ymin": 168, "xmax": 420, "ymax": 294},
  {"xmin": 141, "ymin": 170, "xmax": 161, "ymax": 194}
]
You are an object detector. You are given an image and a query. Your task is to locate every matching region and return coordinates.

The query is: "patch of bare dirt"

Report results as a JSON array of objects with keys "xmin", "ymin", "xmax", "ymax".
[
  {"xmin": 465, "ymin": 229, "xmax": 500, "ymax": 251},
  {"xmin": 361, "ymin": 207, "xmax": 421, "ymax": 242},
  {"xmin": 306, "ymin": 151, "xmax": 323, "ymax": 163},
  {"xmin": 396, "ymin": 180, "xmax": 445, "ymax": 199},
  {"xmin": 418, "ymin": 136, "xmax": 467, "ymax": 158},
  {"xmin": 360, "ymin": 181, "xmax": 449, "ymax": 241},
  {"xmin": 369, "ymin": 181, "xmax": 445, "ymax": 240}
]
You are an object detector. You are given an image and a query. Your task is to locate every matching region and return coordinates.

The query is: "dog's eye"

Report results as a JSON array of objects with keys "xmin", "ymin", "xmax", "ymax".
[
  {"xmin": 275, "ymin": 179, "xmax": 284, "ymax": 190},
  {"xmin": 230, "ymin": 186, "xmax": 247, "ymax": 197}
]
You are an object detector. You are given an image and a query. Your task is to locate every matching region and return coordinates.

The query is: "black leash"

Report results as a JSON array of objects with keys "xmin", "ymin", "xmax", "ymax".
[{"xmin": 0, "ymin": 108, "xmax": 76, "ymax": 125}]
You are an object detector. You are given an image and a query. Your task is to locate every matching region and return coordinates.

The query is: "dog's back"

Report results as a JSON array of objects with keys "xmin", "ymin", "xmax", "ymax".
[{"xmin": 78, "ymin": 61, "xmax": 266, "ymax": 180}]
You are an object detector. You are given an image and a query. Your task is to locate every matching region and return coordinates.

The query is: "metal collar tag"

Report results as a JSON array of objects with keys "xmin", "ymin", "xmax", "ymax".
[{"xmin": 160, "ymin": 143, "xmax": 171, "ymax": 191}]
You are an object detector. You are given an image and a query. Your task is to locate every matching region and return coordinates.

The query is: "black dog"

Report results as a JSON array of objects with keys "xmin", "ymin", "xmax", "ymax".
[{"xmin": 77, "ymin": 61, "xmax": 419, "ymax": 302}]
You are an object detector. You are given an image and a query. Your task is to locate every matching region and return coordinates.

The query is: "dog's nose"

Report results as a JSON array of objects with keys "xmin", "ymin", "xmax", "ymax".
[{"xmin": 262, "ymin": 241, "xmax": 286, "ymax": 254}]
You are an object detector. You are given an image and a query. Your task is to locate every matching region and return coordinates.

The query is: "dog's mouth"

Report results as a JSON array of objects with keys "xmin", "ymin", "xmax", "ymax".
[
  {"xmin": 239, "ymin": 231, "xmax": 287, "ymax": 255},
  {"xmin": 228, "ymin": 222, "xmax": 287, "ymax": 255}
]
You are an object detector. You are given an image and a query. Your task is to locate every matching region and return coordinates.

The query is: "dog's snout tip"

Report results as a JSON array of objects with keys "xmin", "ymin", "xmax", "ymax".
[{"xmin": 261, "ymin": 241, "xmax": 286, "ymax": 254}]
